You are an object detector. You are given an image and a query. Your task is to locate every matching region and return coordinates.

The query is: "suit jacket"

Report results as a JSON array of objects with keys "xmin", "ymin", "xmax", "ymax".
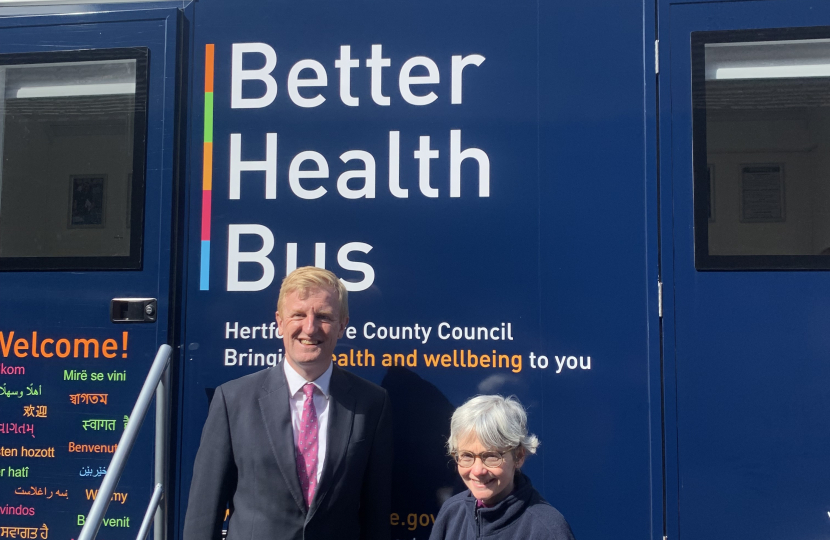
[{"xmin": 183, "ymin": 363, "xmax": 393, "ymax": 540}]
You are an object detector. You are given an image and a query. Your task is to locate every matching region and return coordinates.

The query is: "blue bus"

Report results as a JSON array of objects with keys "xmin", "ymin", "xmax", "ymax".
[{"xmin": 0, "ymin": 0, "xmax": 828, "ymax": 539}]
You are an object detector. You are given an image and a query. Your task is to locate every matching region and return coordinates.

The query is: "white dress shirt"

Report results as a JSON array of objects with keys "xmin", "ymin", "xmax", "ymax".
[{"xmin": 283, "ymin": 359, "xmax": 331, "ymax": 483}]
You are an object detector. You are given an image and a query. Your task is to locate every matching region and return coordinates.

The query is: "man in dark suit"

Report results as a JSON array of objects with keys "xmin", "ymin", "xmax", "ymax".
[{"xmin": 183, "ymin": 267, "xmax": 392, "ymax": 540}]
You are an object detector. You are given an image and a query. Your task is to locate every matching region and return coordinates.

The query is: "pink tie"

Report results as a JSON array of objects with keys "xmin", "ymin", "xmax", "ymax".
[{"xmin": 296, "ymin": 383, "xmax": 319, "ymax": 508}]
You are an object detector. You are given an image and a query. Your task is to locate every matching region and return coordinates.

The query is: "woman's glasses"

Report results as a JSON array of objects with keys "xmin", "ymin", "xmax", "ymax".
[{"xmin": 453, "ymin": 448, "xmax": 515, "ymax": 468}]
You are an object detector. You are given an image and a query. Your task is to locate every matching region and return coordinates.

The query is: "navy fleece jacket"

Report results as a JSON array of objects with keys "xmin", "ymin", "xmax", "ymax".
[{"xmin": 429, "ymin": 473, "xmax": 575, "ymax": 540}]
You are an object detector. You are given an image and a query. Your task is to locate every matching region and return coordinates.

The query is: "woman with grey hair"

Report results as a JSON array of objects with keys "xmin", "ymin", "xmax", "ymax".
[{"xmin": 429, "ymin": 395, "xmax": 575, "ymax": 539}]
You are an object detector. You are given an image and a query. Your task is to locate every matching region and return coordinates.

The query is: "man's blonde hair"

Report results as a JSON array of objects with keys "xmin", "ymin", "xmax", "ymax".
[{"xmin": 277, "ymin": 267, "xmax": 349, "ymax": 320}]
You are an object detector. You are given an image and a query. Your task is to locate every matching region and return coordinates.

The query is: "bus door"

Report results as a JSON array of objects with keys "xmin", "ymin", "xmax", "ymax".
[
  {"xmin": 0, "ymin": 9, "xmax": 181, "ymax": 539},
  {"xmin": 658, "ymin": 1, "xmax": 830, "ymax": 538}
]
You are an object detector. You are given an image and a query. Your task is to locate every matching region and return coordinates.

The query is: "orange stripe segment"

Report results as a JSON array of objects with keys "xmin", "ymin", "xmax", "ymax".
[
  {"xmin": 205, "ymin": 44, "xmax": 215, "ymax": 93},
  {"xmin": 203, "ymin": 142, "xmax": 213, "ymax": 190}
]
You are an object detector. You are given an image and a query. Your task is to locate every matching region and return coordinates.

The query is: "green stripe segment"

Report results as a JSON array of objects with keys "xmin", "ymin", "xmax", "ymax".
[{"xmin": 204, "ymin": 92, "xmax": 214, "ymax": 143}]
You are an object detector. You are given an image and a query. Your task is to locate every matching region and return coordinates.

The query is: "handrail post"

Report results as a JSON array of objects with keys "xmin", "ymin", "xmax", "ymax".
[
  {"xmin": 154, "ymin": 364, "xmax": 171, "ymax": 540},
  {"xmin": 78, "ymin": 344, "xmax": 172, "ymax": 540}
]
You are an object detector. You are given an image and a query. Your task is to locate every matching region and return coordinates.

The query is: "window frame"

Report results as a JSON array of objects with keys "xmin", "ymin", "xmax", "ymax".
[
  {"xmin": 0, "ymin": 47, "xmax": 149, "ymax": 271},
  {"xmin": 692, "ymin": 27, "xmax": 830, "ymax": 271}
]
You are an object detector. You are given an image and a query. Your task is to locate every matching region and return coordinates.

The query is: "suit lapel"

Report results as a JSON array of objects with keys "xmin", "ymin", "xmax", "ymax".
[
  {"xmin": 259, "ymin": 365, "xmax": 306, "ymax": 513},
  {"xmin": 308, "ymin": 365, "xmax": 354, "ymax": 520}
]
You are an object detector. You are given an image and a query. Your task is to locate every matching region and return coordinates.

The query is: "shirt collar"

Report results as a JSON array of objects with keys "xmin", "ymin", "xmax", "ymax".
[{"xmin": 283, "ymin": 359, "xmax": 333, "ymax": 399}]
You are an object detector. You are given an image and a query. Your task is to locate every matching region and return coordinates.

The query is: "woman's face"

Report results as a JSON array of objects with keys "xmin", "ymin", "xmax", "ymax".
[{"xmin": 456, "ymin": 432, "xmax": 525, "ymax": 506}]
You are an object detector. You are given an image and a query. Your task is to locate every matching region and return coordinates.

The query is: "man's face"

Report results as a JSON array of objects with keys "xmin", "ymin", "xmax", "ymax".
[{"xmin": 276, "ymin": 286, "xmax": 348, "ymax": 379}]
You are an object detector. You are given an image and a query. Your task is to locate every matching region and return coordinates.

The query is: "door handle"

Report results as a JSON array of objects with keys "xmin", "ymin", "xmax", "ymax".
[{"xmin": 111, "ymin": 298, "xmax": 157, "ymax": 323}]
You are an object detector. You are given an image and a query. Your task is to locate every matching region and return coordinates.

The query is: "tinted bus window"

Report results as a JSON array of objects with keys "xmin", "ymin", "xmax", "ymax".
[
  {"xmin": 692, "ymin": 29, "xmax": 830, "ymax": 270},
  {"xmin": 0, "ymin": 49, "xmax": 148, "ymax": 270}
]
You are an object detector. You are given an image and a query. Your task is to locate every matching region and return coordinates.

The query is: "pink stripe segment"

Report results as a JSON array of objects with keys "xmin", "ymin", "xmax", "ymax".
[{"xmin": 201, "ymin": 190, "xmax": 212, "ymax": 241}]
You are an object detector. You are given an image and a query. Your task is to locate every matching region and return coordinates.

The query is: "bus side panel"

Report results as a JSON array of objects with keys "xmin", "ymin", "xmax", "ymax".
[{"xmin": 177, "ymin": 1, "xmax": 656, "ymax": 539}]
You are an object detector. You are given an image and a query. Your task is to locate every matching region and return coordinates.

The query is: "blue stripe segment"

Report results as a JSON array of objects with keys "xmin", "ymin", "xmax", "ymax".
[{"xmin": 200, "ymin": 240, "xmax": 211, "ymax": 290}]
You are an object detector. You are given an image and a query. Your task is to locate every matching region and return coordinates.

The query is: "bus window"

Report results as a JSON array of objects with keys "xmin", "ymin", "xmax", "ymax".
[
  {"xmin": 0, "ymin": 48, "xmax": 148, "ymax": 270},
  {"xmin": 692, "ymin": 29, "xmax": 830, "ymax": 269}
]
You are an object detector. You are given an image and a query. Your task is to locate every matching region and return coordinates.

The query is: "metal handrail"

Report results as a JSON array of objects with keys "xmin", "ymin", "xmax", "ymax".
[
  {"xmin": 78, "ymin": 344, "xmax": 172, "ymax": 540},
  {"xmin": 137, "ymin": 484, "xmax": 164, "ymax": 540}
]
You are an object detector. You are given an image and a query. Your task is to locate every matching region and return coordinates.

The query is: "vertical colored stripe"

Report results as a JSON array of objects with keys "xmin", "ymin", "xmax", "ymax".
[
  {"xmin": 200, "ymin": 44, "xmax": 215, "ymax": 291},
  {"xmin": 200, "ymin": 241, "xmax": 211, "ymax": 291},
  {"xmin": 201, "ymin": 190, "xmax": 212, "ymax": 241}
]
